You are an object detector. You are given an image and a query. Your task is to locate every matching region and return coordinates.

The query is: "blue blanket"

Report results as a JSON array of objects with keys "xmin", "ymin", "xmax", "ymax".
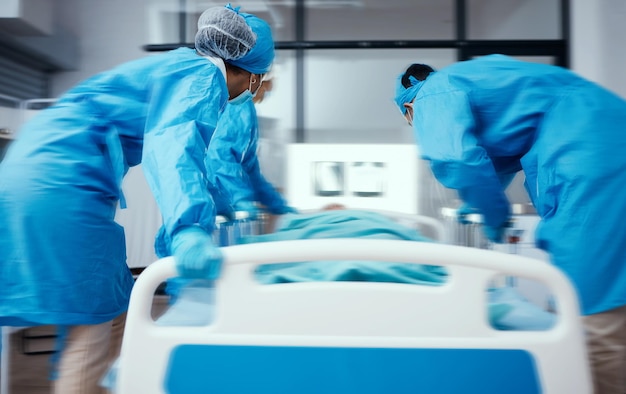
[
  {"xmin": 245, "ymin": 210, "xmax": 448, "ymax": 285},
  {"xmin": 163, "ymin": 210, "xmax": 554, "ymax": 331}
]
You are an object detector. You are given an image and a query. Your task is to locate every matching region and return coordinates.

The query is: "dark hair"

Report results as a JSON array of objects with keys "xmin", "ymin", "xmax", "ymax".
[{"xmin": 401, "ymin": 64, "xmax": 435, "ymax": 88}]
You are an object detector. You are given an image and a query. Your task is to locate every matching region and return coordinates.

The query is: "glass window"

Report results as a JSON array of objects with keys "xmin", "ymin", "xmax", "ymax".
[
  {"xmin": 254, "ymin": 50, "xmax": 297, "ymax": 186},
  {"xmin": 255, "ymin": 50, "xmax": 297, "ymax": 139},
  {"xmin": 146, "ymin": 0, "xmax": 456, "ymax": 43},
  {"xmin": 145, "ymin": 0, "xmax": 564, "ymax": 43},
  {"xmin": 252, "ymin": 2, "xmax": 297, "ymax": 42},
  {"xmin": 306, "ymin": 0, "xmax": 455, "ymax": 40},
  {"xmin": 146, "ymin": 0, "xmax": 191, "ymax": 44},
  {"xmin": 467, "ymin": 0, "xmax": 561, "ymax": 40},
  {"xmin": 302, "ymin": 48, "xmax": 456, "ymax": 143},
  {"xmin": 145, "ymin": 0, "xmax": 295, "ymax": 44}
]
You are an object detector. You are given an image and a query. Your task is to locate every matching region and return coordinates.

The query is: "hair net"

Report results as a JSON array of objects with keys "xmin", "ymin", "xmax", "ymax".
[
  {"xmin": 228, "ymin": 13, "xmax": 275, "ymax": 74},
  {"xmin": 394, "ymin": 74, "xmax": 423, "ymax": 115},
  {"xmin": 195, "ymin": 4, "xmax": 256, "ymax": 61}
]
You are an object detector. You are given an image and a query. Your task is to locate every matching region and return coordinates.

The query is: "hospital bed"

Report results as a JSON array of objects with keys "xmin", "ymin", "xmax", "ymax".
[{"xmin": 115, "ymin": 236, "xmax": 591, "ymax": 393}]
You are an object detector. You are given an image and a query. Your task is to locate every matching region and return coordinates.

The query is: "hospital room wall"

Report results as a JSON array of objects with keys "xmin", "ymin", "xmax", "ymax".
[
  {"xmin": 49, "ymin": 0, "xmax": 151, "ymax": 96},
  {"xmin": 569, "ymin": 0, "xmax": 626, "ymax": 98}
]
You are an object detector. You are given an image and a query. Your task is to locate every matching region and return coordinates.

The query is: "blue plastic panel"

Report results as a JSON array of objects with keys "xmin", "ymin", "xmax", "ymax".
[{"xmin": 164, "ymin": 344, "xmax": 540, "ymax": 394}]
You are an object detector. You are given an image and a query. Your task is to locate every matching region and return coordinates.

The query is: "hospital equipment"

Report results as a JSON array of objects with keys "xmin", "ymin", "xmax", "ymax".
[
  {"xmin": 214, "ymin": 211, "xmax": 266, "ymax": 246},
  {"xmin": 442, "ymin": 206, "xmax": 553, "ymax": 309},
  {"xmin": 286, "ymin": 143, "xmax": 421, "ymax": 215},
  {"xmin": 116, "ymin": 237, "xmax": 591, "ymax": 393}
]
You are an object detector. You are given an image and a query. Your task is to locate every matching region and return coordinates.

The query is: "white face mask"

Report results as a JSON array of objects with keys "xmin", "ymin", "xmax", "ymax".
[
  {"xmin": 251, "ymin": 81, "xmax": 263, "ymax": 98},
  {"xmin": 251, "ymin": 74, "xmax": 265, "ymax": 98},
  {"xmin": 229, "ymin": 74, "xmax": 254, "ymax": 105}
]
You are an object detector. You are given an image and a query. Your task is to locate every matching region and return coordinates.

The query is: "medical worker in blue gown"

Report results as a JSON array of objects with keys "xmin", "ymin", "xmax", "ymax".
[
  {"xmin": 394, "ymin": 54, "xmax": 626, "ymax": 394},
  {"xmin": 0, "ymin": 4, "xmax": 274, "ymax": 393},
  {"xmin": 207, "ymin": 77, "xmax": 296, "ymax": 220},
  {"xmin": 204, "ymin": 16, "xmax": 294, "ymax": 221},
  {"xmin": 164, "ymin": 9, "xmax": 293, "ymax": 303}
]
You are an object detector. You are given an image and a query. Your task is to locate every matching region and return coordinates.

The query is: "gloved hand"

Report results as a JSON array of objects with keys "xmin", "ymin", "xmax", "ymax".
[
  {"xmin": 484, "ymin": 224, "xmax": 507, "ymax": 243},
  {"xmin": 171, "ymin": 227, "xmax": 223, "ymax": 279},
  {"xmin": 456, "ymin": 203, "xmax": 479, "ymax": 225}
]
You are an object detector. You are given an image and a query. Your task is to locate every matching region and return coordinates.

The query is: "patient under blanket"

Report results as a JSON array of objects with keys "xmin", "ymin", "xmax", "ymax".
[
  {"xmin": 162, "ymin": 210, "xmax": 555, "ymax": 331},
  {"xmin": 248, "ymin": 209, "xmax": 448, "ymax": 285}
]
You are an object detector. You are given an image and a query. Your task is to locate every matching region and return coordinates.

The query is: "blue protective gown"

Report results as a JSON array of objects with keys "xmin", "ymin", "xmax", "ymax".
[
  {"xmin": 410, "ymin": 54, "xmax": 626, "ymax": 315},
  {"xmin": 205, "ymin": 99, "xmax": 288, "ymax": 214},
  {"xmin": 0, "ymin": 47, "xmax": 228, "ymax": 326}
]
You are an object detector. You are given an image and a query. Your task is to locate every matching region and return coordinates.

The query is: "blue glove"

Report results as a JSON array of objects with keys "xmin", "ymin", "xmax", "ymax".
[
  {"xmin": 456, "ymin": 203, "xmax": 479, "ymax": 225},
  {"xmin": 171, "ymin": 227, "xmax": 224, "ymax": 279},
  {"xmin": 484, "ymin": 224, "xmax": 507, "ymax": 243}
]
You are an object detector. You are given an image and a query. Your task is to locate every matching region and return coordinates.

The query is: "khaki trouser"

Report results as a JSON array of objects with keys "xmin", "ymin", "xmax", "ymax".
[
  {"xmin": 583, "ymin": 305, "xmax": 626, "ymax": 394},
  {"xmin": 52, "ymin": 313, "xmax": 126, "ymax": 394}
]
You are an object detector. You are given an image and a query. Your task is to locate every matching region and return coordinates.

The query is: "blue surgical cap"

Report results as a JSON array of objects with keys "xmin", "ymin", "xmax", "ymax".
[
  {"xmin": 229, "ymin": 13, "xmax": 275, "ymax": 74},
  {"xmin": 394, "ymin": 74, "xmax": 423, "ymax": 115}
]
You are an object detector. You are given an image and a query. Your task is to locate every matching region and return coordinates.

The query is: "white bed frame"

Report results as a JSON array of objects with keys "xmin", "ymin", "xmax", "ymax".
[{"xmin": 116, "ymin": 239, "xmax": 591, "ymax": 394}]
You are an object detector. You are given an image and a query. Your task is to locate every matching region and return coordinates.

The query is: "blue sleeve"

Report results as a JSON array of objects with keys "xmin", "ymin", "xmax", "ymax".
[
  {"xmin": 416, "ymin": 90, "xmax": 511, "ymax": 228},
  {"xmin": 207, "ymin": 102, "xmax": 287, "ymax": 212},
  {"xmin": 205, "ymin": 102, "xmax": 255, "ymax": 207},
  {"xmin": 142, "ymin": 66, "xmax": 226, "ymax": 252}
]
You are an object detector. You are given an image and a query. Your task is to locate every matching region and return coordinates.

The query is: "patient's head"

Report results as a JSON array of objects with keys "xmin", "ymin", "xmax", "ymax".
[{"xmin": 322, "ymin": 203, "xmax": 347, "ymax": 211}]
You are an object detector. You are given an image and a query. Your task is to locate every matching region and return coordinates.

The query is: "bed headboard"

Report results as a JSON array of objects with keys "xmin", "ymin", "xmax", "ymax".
[{"xmin": 117, "ymin": 239, "xmax": 592, "ymax": 394}]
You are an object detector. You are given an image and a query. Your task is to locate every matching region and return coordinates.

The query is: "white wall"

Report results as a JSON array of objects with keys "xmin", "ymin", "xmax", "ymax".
[
  {"xmin": 570, "ymin": 0, "xmax": 626, "ymax": 98},
  {"xmin": 0, "ymin": 106, "xmax": 21, "ymax": 134},
  {"xmin": 51, "ymin": 0, "xmax": 151, "ymax": 96},
  {"xmin": 302, "ymin": 49, "xmax": 453, "ymax": 143}
]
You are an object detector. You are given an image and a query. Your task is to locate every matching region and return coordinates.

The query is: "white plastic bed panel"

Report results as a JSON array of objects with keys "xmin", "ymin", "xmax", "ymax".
[{"xmin": 116, "ymin": 239, "xmax": 591, "ymax": 394}]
